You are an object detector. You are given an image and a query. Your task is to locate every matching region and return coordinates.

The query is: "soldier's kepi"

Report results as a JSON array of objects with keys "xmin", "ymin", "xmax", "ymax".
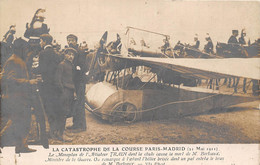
[{"xmin": 24, "ymin": 8, "xmax": 50, "ymax": 51}]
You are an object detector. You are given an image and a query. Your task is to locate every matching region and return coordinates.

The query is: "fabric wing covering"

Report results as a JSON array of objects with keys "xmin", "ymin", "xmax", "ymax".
[{"xmin": 113, "ymin": 56, "xmax": 260, "ymax": 80}]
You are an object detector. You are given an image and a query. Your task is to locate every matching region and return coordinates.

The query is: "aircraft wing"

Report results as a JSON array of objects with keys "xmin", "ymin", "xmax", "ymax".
[{"xmin": 105, "ymin": 55, "xmax": 260, "ymax": 80}]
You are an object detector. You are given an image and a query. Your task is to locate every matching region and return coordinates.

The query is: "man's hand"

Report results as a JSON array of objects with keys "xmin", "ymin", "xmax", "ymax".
[
  {"xmin": 76, "ymin": 66, "xmax": 81, "ymax": 70},
  {"xmin": 74, "ymin": 92, "xmax": 77, "ymax": 99},
  {"xmin": 29, "ymin": 79, "xmax": 38, "ymax": 85},
  {"xmin": 36, "ymin": 76, "xmax": 43, "ymax": 82}
]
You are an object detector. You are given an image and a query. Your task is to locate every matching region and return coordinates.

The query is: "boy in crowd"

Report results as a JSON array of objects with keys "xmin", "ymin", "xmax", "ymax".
[
  {"xmin": 55, "ymin": 48, "xmax": 77, "ymax": 141},
  {"xmin": 66, "ymin": 34, "xmax": 87, "ymax": 131}
]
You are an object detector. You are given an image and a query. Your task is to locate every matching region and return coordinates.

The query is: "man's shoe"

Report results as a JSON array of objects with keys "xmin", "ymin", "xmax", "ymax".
[
  {"xmin": 49, "ymin": 130, "xmax": 58, "ymax": 139},
  {"xmin": 55, "ymin": 133, "xmax": 73, "ymax": 142},
  {"xmin": 70, "ymin": 128, "xmax": 86, "ymax": 133},
  {"xmin": 41, "ymin": 138, "xmax": 49, "ymax": 149},
  {"xmin": 64, "ymin": 131, "xmax": 74, "ymax": 137},
  {"xmin": 15, "ymin": 147, "xmax": 37, "ymax": 154},
  {"xmin": 55, "ymin": 133, "xmax": 64, "ymax": 141},
  {"xmin": 66, "ymin": 125, "xmax": 79, "ymax": 130},
  {"xmin": 62, "ymin": 135, "xmax": 73, "ymax": 142}
]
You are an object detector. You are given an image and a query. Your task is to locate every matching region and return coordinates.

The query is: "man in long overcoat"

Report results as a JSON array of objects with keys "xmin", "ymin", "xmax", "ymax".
[
  {"xmin": 1, "ymin": 38, "xmax": 38, "ymax": 153},
  {"xmin": 38, "ymin": 34, "xmax": 61, "ymax": 138}
]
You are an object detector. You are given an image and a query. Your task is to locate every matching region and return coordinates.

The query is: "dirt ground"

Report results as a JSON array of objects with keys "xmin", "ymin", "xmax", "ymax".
[{"xmin": 49, "ymin": 100, "xmax": 259, "ymax": 145}]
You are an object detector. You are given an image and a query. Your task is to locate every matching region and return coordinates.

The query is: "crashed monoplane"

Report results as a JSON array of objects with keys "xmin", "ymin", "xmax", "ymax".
[{"xmin": 84, "ymin": 28, "xmax": 259, "ymax": 123}]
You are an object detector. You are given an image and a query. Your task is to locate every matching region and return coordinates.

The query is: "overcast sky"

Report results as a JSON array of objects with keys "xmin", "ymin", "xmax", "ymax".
[{"xmin": 1, "ymin": 0, "xmax": 260, "ymax": 48}]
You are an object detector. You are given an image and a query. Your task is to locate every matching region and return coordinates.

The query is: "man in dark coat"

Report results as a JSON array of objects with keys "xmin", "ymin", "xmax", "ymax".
[
  {"xmin": 66, "ymin": 34, "xmax": 87, "ymax": 131},
  {"xmin": 227, "ymin": 30, "xmax": 239, "ymax": 90},
  {"xmin": 25, "ymin": 43, "xmax": 50, "ymax": 148},
  {"xmin": 38, "ymin": 34, "xmax": 61, "ymax": 138},
  {"xmin": 55, "ymin": 48, "xmax": 77, "ymax": 139},
  {"xmin": 228, "ymin": 30, "xmax": 239, "ymax": 44},
  {"xmin": 1, "ymin": 38, "xmax": 38, "ymax": 153}
]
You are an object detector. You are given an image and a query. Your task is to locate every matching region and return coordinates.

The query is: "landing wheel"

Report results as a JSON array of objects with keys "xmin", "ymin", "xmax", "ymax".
[{"xmin": 110, "ymin": 102, "xmax": 137, "ymax": 123}]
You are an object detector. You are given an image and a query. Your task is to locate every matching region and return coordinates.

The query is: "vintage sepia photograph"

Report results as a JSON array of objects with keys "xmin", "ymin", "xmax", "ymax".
[{"xmin": 0, "ymin": 0, "xmax": 259, "ymax": 164}]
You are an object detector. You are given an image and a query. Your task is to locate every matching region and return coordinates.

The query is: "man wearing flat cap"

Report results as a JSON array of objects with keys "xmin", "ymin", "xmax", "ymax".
[
  {"xmin": 66, "ymin": 34, "xmax": 87, "ymax": 132},
  {"xmin": 1, "ymin": 38, "xmax": 38, "ymax": 153},
  {"xmin": 38, "ymin": 34, "xmax": 61, "ymax": 138},
  {"xmin": 55, "ymin": 48, "xmax": 77, "ymax": 140}
]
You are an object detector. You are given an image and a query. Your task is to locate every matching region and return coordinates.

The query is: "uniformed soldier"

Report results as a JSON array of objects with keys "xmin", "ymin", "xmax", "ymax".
[
  {"xmin": 24, "ymin": 8, "xmax": 50, "ymax": 51},
  {"xmin": 2, "ymin": 25, "xmax": 16, "ymax": 45},
  {"xmin": 140, "ymin": 39, "xmax": 149, "ymax": 48},
  {"xmin": 204, "ymin": 33, "xmax": 214, "ymax": 54},
  {"xmin": 80, "ymin": 41, "xmax": 89, "ymax": 52},
  {"xmin": 228, "ymin": 30, "xmax": 239, "ymax": 44},
  {"xmin": 252, "ymin": 80, "xmax": 259, "ymax": 96},
  {"xmin": 161, "ymin": 37, "xmax": 170, "ymax": 54},
  {"xmin": 1, "ymin": 25, "xmax": 16, "ymax": 67},
  {"xmin": 227, "ymin": 30, "xmax": 239, "ymax": 91},
  {"xmin": 191, "ymin": 34, "xmax": 200, "ymax": 49},
  {"xmin": 53, "ymin": 40, "xmax": 61, "ymax": 54},
  {"xmin": 204, "ymin": 33, "xmax": 217, "ymax": 88},
  {"xmin": 238, "ymin": 29, "xmax": 249, "ymax": 93},
  {"xmin": 130, "ymin": 38, "xmax": 136, "ymax": 45}
]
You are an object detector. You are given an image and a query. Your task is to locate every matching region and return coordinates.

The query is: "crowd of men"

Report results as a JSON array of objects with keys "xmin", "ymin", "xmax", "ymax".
[
  {"xmin": 0, "ymin": 9, "xmax": 88, "ymax": 153},
  {"xmin": 187, "ymin": 29, "xmax": 252, "ymax": 54},
  {"xmin": 162, "ymin": 30, "xmax": 259, "ymax": 95}
]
